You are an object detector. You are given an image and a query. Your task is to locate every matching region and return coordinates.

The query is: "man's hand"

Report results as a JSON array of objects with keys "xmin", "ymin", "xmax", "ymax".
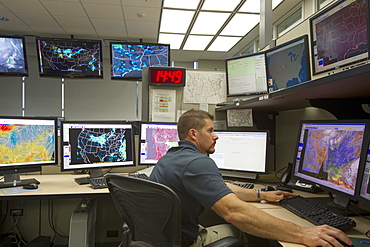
[
  {"xmin": 261, "ymin": 190, "xmax": 296, "ymax": 202},
  {"xmin": 300, "ymin": 225, "xmax": 352, "ymax": 247}
]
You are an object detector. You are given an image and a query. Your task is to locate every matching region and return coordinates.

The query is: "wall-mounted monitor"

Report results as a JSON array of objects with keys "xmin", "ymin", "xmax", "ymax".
[
  {"xmin": 225, "ymin": 52, "xmax": 268, "ymax": 97},
  {"xmin": 291, "ymin": 120, "xmax": 369, "ymax": 208},
  {"xmin": 209, "ymin": 130, "xmax": 269, "ymax": 180},
  {"xmin": 266, "ymin": 35, "xmax": 311, "ymax": 92},
  {"xmin": 61, "ymin": 121, "xmax": 135, "ymax": 181},
  {"xmin": 110, "ymin": 42, "xmax": 170, "ymax": 81},
  {"xmin": 148, "ymin": 67, "xmax": 186, "ymax": 87},
  {"xmin": 0, "ymin": 36, "xmax": 28, "ymax": 76},
  {"xmin": 37, "ymin": 38, "xmax": 103, "ymax": 78},
  {"xmin": 139, "ymin": 122, "xmax": 179, "ymax": 166},
  {"xmin": 0, "ymin": 116, "xmax": 58, "ymax": 188},
  {"xmin": 310, "ymin": 0, "xmax": 370, "ymax": 75}
]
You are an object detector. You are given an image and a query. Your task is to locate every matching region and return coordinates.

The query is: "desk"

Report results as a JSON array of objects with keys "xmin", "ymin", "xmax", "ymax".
[{"xmin": 0, "ymin": 174, "xmax": 111, "ymax": 200}]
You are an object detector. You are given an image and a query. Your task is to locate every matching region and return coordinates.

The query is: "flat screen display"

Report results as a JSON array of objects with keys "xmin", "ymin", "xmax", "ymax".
[
  {"xmin": 110, "ymin": 43, "xmax": 170, "ymax": 80},
  {"xmin": 209, "ymin": 130, "xmax": 268, "ymax": 173},
  {"xmin": 0, "ymin": 36, "xmax": 28, "ymax": 76},
  {"xmin": 61, "ymin": 121, "xmax": 135, "ymax": 171},
  {"xmin": 266, "ymin": 35, "xmax": 311, "ymax": 92},
  {"xmin": 139, "ymin": 122, "xmax": 179, "ymax": 165},
  {"xmin": 356, "ymin": 141, "xmax": 370, "ymax": 205},
  {"xmin": 310, "ymin": 0, "xmax": 370, "ymax": 75},
  {"xmin": 292, "ymin": 120, "xmax": 369, "ymax": 198},
  {"xmin": 37, "ymin": 38, "xmax": 103, "ymax": 78},
  {"xmin": 225, "ymin": 52, "xmax": 268, "ymax": 96}
]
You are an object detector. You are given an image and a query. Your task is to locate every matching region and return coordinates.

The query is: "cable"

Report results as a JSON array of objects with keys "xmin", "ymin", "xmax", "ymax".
[{"xmin": 48, "ymin": 199, "xmax": 69, "ymax": 241}]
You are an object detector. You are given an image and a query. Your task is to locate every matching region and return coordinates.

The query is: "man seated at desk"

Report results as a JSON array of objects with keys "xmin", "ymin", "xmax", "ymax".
[{"xmin": 150, "ymin": 109, "xmax": 352, "ymax": 247}]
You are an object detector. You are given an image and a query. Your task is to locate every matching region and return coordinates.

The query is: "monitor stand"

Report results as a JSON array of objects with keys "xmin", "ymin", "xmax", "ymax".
[
  {"xmin": 0, "ymin": 174, "xmax": 40, "ymax": 189},
  {"xmin": 74, "ymin": 168, "xmax": 104, "ymax": 185},
  {"xmin": 220, "ymin": 170, "xmax": 259, "ymax": 182}
]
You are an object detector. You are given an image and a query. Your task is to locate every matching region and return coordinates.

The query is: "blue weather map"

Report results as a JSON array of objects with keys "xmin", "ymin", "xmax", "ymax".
[
  {"xmin": 111, "ymin": 44, "xmax": 169, "ymax": 78},
  {"xmin": 38, "ymin": 40, "xmax": 102, "ymax": 77},
  {"xmin": 0, "ymin": 38, "xmax": 26, "ymax": 74},
  {"xmin": 70, "ymin": 128, "xmax": 128, "ymax": 164}
]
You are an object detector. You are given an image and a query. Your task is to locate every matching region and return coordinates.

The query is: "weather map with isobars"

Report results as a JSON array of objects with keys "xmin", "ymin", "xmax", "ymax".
[
  {"xmin": 70, "ymin": 128, "xmax": 128, "ymax": 164},
  {"xmin": 0, "ymin": 124, "xmax": 55, "ymax": 164},
  {"xmin": 301, "ymin": 129, "xmax": 364, "ymax": 190},
  {"xmin": 38, "ymin": 40, "xmax": 102, "ymax": 76},
  {"xmin": 111, "ymin": 44, "xmax": 169, "ymax": 78},
  {"xmin": 146, "ymin": 128, "xmax": 178, "ymax": 160}
]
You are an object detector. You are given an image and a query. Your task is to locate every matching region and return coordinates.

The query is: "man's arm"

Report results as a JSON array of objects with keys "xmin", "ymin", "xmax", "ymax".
[{"xmin": 211, "ymin": 193, "xmax": 352, "ymax": 247}]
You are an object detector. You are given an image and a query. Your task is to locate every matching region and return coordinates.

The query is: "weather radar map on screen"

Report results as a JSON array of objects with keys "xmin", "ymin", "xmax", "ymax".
[
  {"xmin": 0, "ymin": 36, "xmax": 27, "ymax": 75},
  {"xmin": 37, "ymin": 38, "xmax": 102, "ymax": 77},
  {"xmin": 266, "ymin": 35, "xmax": 310, "ymax": 92},
  {"xmin": 111, "ymin": 43, "xmax": 169, "ymax": 80},
  {"xmin": 311, "ymin": 0, "xmax": 369, "ymax": 75}
]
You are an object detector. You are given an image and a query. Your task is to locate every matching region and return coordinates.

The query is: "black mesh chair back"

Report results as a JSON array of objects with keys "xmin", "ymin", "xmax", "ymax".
[{"xmin": 106, "ymin": 174, "xmax": 182, "ymax": 247}]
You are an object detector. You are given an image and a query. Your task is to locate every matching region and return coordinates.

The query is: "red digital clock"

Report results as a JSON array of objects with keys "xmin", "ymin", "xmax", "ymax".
[{"xmin": 148, "ymin": 67, "xmax": 186, "ymax": 87}]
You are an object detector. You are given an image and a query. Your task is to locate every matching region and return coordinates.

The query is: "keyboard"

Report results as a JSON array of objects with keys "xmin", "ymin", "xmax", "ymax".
[
  {"xmin": 225, "ymin": 180, "xmax": 254, "ymax": 189},
  {"xmin": 279, "ymin": 196, "xmax": 356, "ymax": 230},
  {"xmin": 89, "ymin": 176, "xmax": 107, "ymax": 189},
  {"xmin": 129, "ymin": 173, "xmax": 149, "ymax": 180}
]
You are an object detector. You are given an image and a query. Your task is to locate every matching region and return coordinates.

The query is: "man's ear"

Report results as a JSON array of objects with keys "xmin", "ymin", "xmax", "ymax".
[{"xmin": 188, "ymin": 128, "xmax": 197, "ymax": 141}]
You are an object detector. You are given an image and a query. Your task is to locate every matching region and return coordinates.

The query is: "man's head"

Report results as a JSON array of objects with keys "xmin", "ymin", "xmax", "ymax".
[{"xmin": 177, "ymin": 109, "xmax": 218, "ymax": 154}]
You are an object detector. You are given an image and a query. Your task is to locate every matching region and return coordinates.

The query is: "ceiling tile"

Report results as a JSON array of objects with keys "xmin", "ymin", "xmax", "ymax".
[
  {"xmin": 90, "ymin": 18, "xmax": 126, "ymax": 30},
  {"xmin": 2, "ymin": 0, "xmax": 49, "ymax": 15},
  {"xmin": 83, "ymin": 3, "xmax": 123, "ymax": 19},
  {"xmin": 123, "ymin": 6, "xmax": 161, "ymax": 22},
  {"xmin": 122, "ymin": 0, "xmax": 162, "ymax": 8},
  {"xmin": 53, "ymin": 16, "xmax": 93, "ymax": 29},
  {"xmin": 17, "ymin": 14, "xmax": 60, "ymax": 27},
  {"xmin": 42, "ymin": 1, "xmax": 87, "ymax": 18},
  {"xmin": 125, "ymin": 20, "xmax": 158, "ymax": 42}
]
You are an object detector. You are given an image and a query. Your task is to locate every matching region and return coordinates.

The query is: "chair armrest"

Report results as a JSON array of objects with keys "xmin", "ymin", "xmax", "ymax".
[{"xmin": 204, "ymin": 236, "xmax": 242, "ymax": 247}]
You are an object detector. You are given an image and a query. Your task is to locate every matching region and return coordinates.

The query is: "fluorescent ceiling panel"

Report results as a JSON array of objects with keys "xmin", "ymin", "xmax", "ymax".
[
  {"xmin": 208, "ymin": 36, "xmax": 242, "ymax": 51},
  {"xmin": 221, "ymin": 13, "xmax": 259, "ymax": 36},
  {"xmin": 201, "ymin": 0, "xmax": 240, "ymax": 11},
  {"xmin": 239, "ymin": 0, "xmax": 284, "ymax": 13},
  {"xmin": 163, "ymin": 0, "xmax": 200, "ymax": 9},
  {"xmin": 158, "ymin": 33, "xmax": 185, "ymax": 49},
  {"xmin": 190, "ymin": 12, "xmax": 230, "ymax": 35},
  {"xmin": 160, "ymin": 9, "xmax": 195, "ymax": 33},
  {"xmin": 183, "ymin": 35, "xmax": 213, "ymax": 50}
]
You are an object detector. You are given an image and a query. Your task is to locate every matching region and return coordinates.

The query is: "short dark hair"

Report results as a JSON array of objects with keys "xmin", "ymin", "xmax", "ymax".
[{"xmin": 177, "ymin": 109, "xmax": 214, "ymax": 140}]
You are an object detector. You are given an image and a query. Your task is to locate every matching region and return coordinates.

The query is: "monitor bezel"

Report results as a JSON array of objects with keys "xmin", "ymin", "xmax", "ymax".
[
  {"xmin": 211, "ymin": 129, "xmax": 269, "ymax": 174},
  {"xmin": 225, "ymin": 51, "xmax": 268, "ymax": 97},
  {"xmin": 110, "ymin": 42, "xmax": 171, "ymax": 81},
  {"xmin": 60, "ymin": 120, "xmax": 136, "ymax": 172},
  {"xmin": 355, "ymin": 140, "xmax": 370, "ymax": 206},
  {"xmin": 138, "ymin": 121, "xmax": 179, "ymax": 166},
  {"xmin": 309, "ymin": 0, "xmax": 370, "ymax": 75},
  {"xmin": 265, "ymin": 34, "xmax": 311, "ymax": 92},
  {"xmin": 0, "ymin": 35, "xmax": 28, "ymax": 77},
  {"xmin": 36, "ymin": 37, "xmax": 103, "ymax": 78},
  {"xmin": 291, "ymin": 119, "xmax": 370, "ymax": 200},
  {"xmin": 0, "ymin": 116, "xmax": 58, "ymax": 172}
]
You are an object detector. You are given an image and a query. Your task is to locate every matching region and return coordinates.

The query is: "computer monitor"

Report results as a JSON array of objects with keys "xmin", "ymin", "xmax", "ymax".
[
  {"xmin": 225, "ymin": 52, "xmax": 268, "ymax": 97},
  {"xmin": 139, "ymin": 122, "xmax": 179, "ymax": 166},
  {"xmin": 0, "ymin": 116, "xmax": 58, "ymax": 188},
  {"xmin": 0, "ymin": 35, "xmax": 28, "ymax": 76},
  {"xmin": 61, "ymin": 121, "xmax": 135, "ymax": 180},
  {"xmin": 310, "ymin": 0, "xmax": 370, "ymax": 75},
  {"xmin": 110, "ymin": 42, "xmax": 170, "ymax": 81},
  {"xmin": 291, "ymin": 119, "xmax": 369, "ymax": 208},
  {"xmin": 266, "ymin": 35, "xmax": 311, "ymax": 92},
  {"xmin": 356, "ymin": 140, "xmax": 370, "ymax": 206},
  {"xmin": 37, "ymin": 38, "xmax": 103, "ymax": 78},
  {"xmin": 209, "ymin": 130, "xmax": 269, "ymax": 180}
]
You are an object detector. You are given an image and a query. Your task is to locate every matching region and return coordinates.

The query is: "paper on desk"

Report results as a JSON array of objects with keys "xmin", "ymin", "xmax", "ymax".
[{"xmin": 1, "ymin": 187, "xmax": 41, "ymax": 194}]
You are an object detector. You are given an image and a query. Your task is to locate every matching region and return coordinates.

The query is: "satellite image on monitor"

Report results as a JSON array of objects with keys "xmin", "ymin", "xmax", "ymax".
[
  {"xmin": 111, "ymin": 44, "xmax": 169, "ymax": 78},
  {"xmin": 301, "ymin": 129, "xmax": 364, "ymax": 190},
  {"xmin": 142, "ymin": 128, "xmax": 178, "ymax": 162},
  {"xmin": 314, "ymin": 0, "xmax": 367, "ymax": 68},
  {"xmin": 69, "ymin": 128, "xmax": 129, "ymax": 164},
  {"xmin": 0, "ymin": 37, "xmax": 27, "ymax": 74},
  {"xmin": 38, "ymin": 40, "xmax": 102, "ymax": 77}
]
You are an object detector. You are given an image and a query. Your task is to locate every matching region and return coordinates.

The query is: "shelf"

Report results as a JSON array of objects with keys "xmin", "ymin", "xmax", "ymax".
[{"xmin": 216, "ymin": 62, "xmax": 370, "ymax": 114}]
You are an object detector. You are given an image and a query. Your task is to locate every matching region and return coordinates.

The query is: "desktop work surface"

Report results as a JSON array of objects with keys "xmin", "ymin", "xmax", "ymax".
[
  {"xmin": 0, "ymin": 174, "xmax": 111, "ymax": 200},
  {"xmin": 1, "ymin": 175, "xmax": 369, "ymax": 247}
]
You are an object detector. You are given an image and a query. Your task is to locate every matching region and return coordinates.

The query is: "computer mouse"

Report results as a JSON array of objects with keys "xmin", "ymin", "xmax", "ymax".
[
  {"xmin": 23, "ymin": 183, "xmax": 38, "ymax": 190},
  {"xmin": 261, "ymin": 186, "xmax": 276, "ymax": 191}
]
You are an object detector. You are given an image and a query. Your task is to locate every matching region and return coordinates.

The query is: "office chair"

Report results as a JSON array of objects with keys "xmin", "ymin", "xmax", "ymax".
[{"xmin": 106, "ymin": 174, "xmax": 242, "ymax": 247}]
